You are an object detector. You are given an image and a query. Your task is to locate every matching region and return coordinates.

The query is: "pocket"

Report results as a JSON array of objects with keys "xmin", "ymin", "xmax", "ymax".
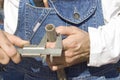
[
  {"xmin": 25, "ymin": 3, "xmax": 51, "ymax": 30},
  {"xmin": 49, "ymin": 0, "xmax": 97, "ymax": 24},
  {"xmin": 20, "ymin": 3, "xmax": 53, "ymax": 41}
]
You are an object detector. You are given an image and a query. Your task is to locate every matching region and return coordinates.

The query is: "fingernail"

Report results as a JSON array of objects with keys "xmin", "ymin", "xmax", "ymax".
[
  {"xmin": 52, "ymin": 66, "xmax": 58, "ymax": 71},
  {"xmin": 12, "ymin": 53, "xmax": 21, "ymax": 64},
  {"xmin": 22, "ymin": 41, "xmax": 30, "ymax": 46}
]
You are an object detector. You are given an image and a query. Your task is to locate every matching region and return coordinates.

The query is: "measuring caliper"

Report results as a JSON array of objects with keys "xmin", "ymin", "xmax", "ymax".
[{"xmin": 17, "ymin": 24, "xmax": 67, "ymax": 80}]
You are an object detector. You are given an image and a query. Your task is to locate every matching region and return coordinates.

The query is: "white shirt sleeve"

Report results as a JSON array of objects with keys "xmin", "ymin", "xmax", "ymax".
[
  {"xmin": 88, "ymin": 0, "xmax": 120, "ymax": 67},
  {"xmin": 4, "ymin": 0, "xmax": 19, "ymax": 34}
]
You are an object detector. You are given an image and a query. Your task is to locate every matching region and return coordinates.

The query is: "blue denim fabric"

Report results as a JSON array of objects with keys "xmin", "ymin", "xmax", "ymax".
[
  {"xmin": 0, "ymin": 9, "xmax": 4, "ymax": 23},
  {"xmin": 0, "ymin": 0, "xmax": 120, "ymax": 80}
]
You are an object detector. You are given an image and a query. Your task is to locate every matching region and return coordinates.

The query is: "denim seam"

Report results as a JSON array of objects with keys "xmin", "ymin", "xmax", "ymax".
[{"xmin": 24, "ymin": 4, "xmax": 51, "ymax": 41}]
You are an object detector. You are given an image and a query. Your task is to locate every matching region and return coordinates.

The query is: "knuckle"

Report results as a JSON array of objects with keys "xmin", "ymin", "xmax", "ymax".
[
  {"xmin": 65, "ymin": 51, "xmax": 74, "ymax": 57},
  {"xmin": 6, "ymin": 47, "xmax": 17, "ymax": 57},
  {"xmin": 71, "ymin": 41, "xmax": 78, "ymax": 46},
  {"xmin": 0, "ymin": 57, "xmax": 10, "ymax": 64},
  {"xmin": 9, "ymin": 50, "xmax": 17, "ymax": 57},
  {"xmin": 69, "ymin": 52, "xmax": 74, "ymax": 57},
  {"xmin": 66, "ymin": 58, "xmax": 72, "ymax": 64}
]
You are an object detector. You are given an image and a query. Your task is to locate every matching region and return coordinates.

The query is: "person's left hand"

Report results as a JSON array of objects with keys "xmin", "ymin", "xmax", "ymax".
[{"xmin": 46, "ymin": 26, "xmax": 90, "ymax": 71}]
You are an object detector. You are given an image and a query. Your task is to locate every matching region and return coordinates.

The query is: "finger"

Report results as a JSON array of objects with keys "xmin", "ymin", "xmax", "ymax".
[
  {"xmin": 0, "ymin": 48, "xmax": 10, "ymax": 64},
  {"xmin": 56, "ymin": 26, "xmax": 74, "ymax": 36},
  {"xmin": 51, "ymin": 65, "xmax": 65, "ymax": 71},
  {"xmin": 43, "ymin": 0, "xmax": 49, "ymax": 7},
  {"xmin": 46, "ymin": 37, "xmax": 75, "ymax": 51},
  {"xmin": 4, "ymin": 32, "xmax": 30, "ymax": 47},
  {"xmin": 46, "ymin": 42, "xmax": 56, "ymax": 48},
  {"xmin": 56, "ymin": 26, "xmax": 80, "ymax": 36},
  {"xmin": 67, "ymin": 52, "xmax": 89, "ymax": 65},
  {"xmin": 0, "ymin": 31, "xmax": 21, "ymax": 63},
  {"xmin": 62, "ymin": 38, "xmax": 78, "ymax": 50},
  {"xmin": 1, "ymin": 43, "xmax": 21, "ymax": 64},
  {"xmin": 11, "ymin": 52, "xmax": 21, "ymax": 63},
  {"xmin": 63, "ymin": 44, "xmax": 88, "ymax": 58},
  {"xmin": 79, "ymin": 52, "xmax": 89, "ymax": 62},
  {"xmin": 64, "ymin": 49, "xmax": 76, "ymax": 58}
]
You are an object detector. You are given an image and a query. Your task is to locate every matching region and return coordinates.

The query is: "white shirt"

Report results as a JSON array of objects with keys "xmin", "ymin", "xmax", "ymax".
[{"xmin": 4, "ymin": 0, "xmax": 120, "ymax": 67}]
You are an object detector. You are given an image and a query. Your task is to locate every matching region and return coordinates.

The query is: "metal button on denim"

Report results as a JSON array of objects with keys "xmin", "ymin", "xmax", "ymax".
[{"xmin": 73, "ymin": 12, "xmax": 80, "ymax": 19}]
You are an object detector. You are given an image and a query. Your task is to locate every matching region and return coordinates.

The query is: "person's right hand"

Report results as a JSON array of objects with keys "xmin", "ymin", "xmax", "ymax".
[{"xmin": 0, "ymin": 30, "xmax": 29, "ymax": 64}]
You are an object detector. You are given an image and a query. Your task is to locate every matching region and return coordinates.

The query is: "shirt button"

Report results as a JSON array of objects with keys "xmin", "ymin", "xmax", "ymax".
[{"xmin": 73, "ymin": 13, "xmax": 80, "ymax": 19}]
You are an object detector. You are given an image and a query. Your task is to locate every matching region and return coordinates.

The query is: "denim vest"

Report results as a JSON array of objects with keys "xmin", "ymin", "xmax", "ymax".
[{"xmin": 0, "ymin": 0, "xmax": 120, "ymax": 80}]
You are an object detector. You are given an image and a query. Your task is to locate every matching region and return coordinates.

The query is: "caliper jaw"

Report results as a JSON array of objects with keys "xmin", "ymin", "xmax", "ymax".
[{"xmin": 17, "ymin": 33, "xmax": 62, "ymax": 62}]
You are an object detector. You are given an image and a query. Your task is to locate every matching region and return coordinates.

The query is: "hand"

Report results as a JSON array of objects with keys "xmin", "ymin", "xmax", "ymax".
[
  {"xmin": 0, "ymin": 30, "xmax": 29, "ymax": 64},
  {"xmin": 46, "ymin": 26, "xmax": 90, "ymax": 71},
  {"xmin": 43, "ymin": 0, "xmax": 49, "ymax": 7}
]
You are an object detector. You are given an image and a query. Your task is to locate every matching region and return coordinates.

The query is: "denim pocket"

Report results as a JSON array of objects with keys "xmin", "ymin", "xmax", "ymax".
[{"xmin": 49, "ymin": 0, "xmax": 97, "ymax": 24}]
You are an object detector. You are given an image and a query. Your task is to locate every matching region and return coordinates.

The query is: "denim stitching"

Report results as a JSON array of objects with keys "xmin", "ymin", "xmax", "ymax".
[{"xmin": 24, "ymin": 3, "xmax": 52, "ymax": 40}]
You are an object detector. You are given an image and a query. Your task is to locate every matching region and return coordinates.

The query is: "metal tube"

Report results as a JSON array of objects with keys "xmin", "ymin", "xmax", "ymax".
[
  {"xmin": 45, "ymin": 24, "xmax": 57, "ymax": 42},
  {"xmin": 45, "ymin": 24, "xmax": 67, "ymax": 80}
]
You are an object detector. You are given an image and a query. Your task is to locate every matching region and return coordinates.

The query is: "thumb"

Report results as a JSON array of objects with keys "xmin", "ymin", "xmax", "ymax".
[
  {"xmin": 5, "ymin": 32, "xmax": 30, "ymax": 47},
  {"xmin": 56, "ymin": 26, "xmax": 74, "ymax": 36}
]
